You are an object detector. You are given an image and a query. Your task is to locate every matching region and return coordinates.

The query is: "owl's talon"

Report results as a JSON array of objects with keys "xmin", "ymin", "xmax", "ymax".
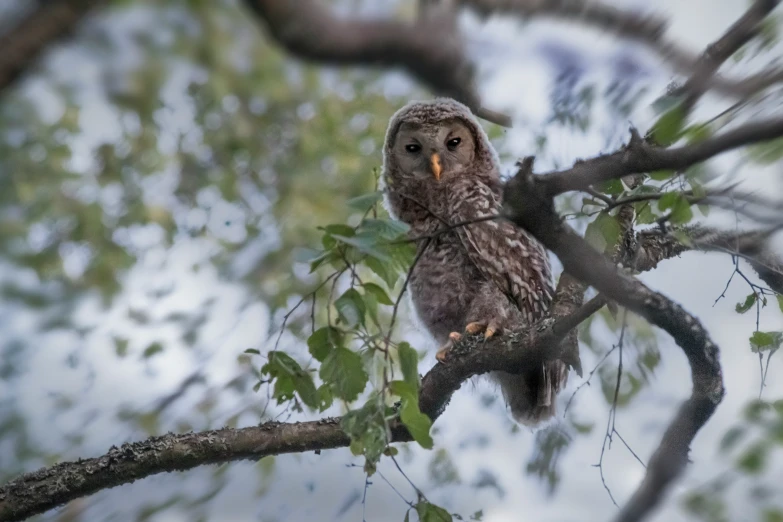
[
  {"xmin": 465, "ymin": 321, "xmax": 486, "ymax": 335},
  {"xmin": 436, "ymin": 332, "xmax": 463, "ymax": 363},
  {"xmin": 464, "ymin": 319, "xmax": 502, "ymax": 339},
  {"xmin": 485, "ymin": 319, "xmax": 502, "ymax": 339}
]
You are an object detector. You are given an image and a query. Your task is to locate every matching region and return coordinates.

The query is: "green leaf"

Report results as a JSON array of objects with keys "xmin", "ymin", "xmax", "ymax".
[
  {"xmin": 114, "ymin": 337, "xmax": 129, "ymax": 358},
  {"xmin": 331, "ymin": 233, "xmax": 393, "ymax": 263},
  {"xmin": 362, "ymin": 282, "xmax": 393, "ymax": 305},
  {"xmin": 747, "ymin": 137, "xmax": 783, "ymax": 165},
  {"xmin": 634, "ymin": 202, "xmax": 656, "ymax": 225},
  {"xmin": 390, "ymin": 380, "xmax": 433, "ymax": 449},
  {"xmin": 321, "ymin": 224, "xmax": 355, "ymax": 250},
  {"xmin": 763, "ymin": 509, "xmax": 783, "ymax": 522},
  {"xmin": 334, "ymin": 288, "xmax": 366, "ymax": 327},
  {"xmin": 415, "ymin": 501, "xmax": 453, "ymax": 522},
  {"xmin": 341, "ymin": 395, "xmax": 388, "ymax": 465},
  {"xmin": 669, "ymin": 197, "xmax": 694, "ymax": 224},
  {"xmin": 360, "ymin": 218, "xmax": 410, "ymax": 239},
  {"xmin": 400, "ymin": 399, "xmax": 434, "ymax": 449},
  {"xmin": 651, "ymin": 105, "xmax": 686, "ymax": 146},
  {"xmin": 584, "ymin": 212, "xmax": 621, "ymax": 253},
  {"xmin": 744, "ymin": 399, "xmax": 771, "ymax": 422},
  {"xmin": 363, "ymin": 292, "xmax": 381, "ymax": 329},
  {"xmin": 649, "ymin": 169, "xmax": 674, "ymax": 181},
  {"xmin": 397, "ymin": 342, "xmax": 419, "ymax": 389},
  {"xmin": 365, "ymin": 256, "xmax": 399, "ymax": 288},
  {"xmin": 719, "ymin": 426, "xmax": 745, "ymax": 452},
  {"xmin": 309, "ymin": 251, "xmax": 340, "ymax": 273},
  {"xmin": 347, "ymin": 191, "xmax": 383, "ymax": 210},
  {"xmin": 142, "ymin": 342, "xmax": 164, "ymax": 359},
  {"xmin": 388, "ymin": 241, "xmax": 416, "ymax": 272},
  {"xmin": 244, "ymin": 348, "xmax": 261, "ymax": 355},
  {"xmin": 777, "ymin": 295, "xmax": 783, "ymax": 314},
  {"xmin": 320, "ymin": 347, "xmax": 369, "ymax": 402},
  {"xmin": 597, "ymin": 178, "xmax": 624, "ymax": 196},
  {"xmin": 735, "ymin": 293, "xmax": 757, "ymax": 314},
  {"xmin": 658, "ymin": 192, "xmax": 693, "ymax": 224},
  {"xmin": 323, "ymin": 224, "xmax": 356, "ymax": 237},
  {"xmin": 307, "ymin": 326, "xmax": 342, "ymax": 362},
  {"xmin": 293, "ymin": 373, "xmax": 319, "ymax": 410},
  {"xmin": 658, "ymin": 192, "xmax": 679, "ymax": 211},
  {"xmin": 261, "ymin": 351, "xmax": 319, "ymax": 410},
  {"xmin": 317, "ymin": 384, "xmax": 334, "ymax": 411},
  {"xmin": 750, "ymin": 331, "xmax": 783, "ymax": 353},
  {"xmin": 683, "ymin": 124, "xmax": 711, "ymax": 144},
  {"xmin": 390, "ymin": 379, "xmax": 417, "ymax": 401},
  {"xmin": 736, "ymin": 442, "xmax": 768, "ymax": 474}
]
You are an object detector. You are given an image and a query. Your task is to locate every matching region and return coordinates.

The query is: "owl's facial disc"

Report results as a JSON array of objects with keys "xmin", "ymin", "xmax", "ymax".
[{"xmin": 393, "ymin": 119, "xmax": 475, "ymax": 182}]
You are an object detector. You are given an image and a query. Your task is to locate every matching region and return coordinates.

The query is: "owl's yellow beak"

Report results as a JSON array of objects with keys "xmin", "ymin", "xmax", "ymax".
[{"xmin": 430, "ymin": 153, "xmax": 442, "ymax": 181}]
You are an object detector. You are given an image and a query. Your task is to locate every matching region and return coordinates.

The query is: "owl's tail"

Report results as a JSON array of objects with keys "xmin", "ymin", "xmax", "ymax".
[{"xmin": 491, "ymin": 361, "xmax": 568, "ymax": 426}]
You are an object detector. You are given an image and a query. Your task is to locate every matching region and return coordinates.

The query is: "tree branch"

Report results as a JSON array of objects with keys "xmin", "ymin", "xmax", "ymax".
[
  {"xmin": 637, "ymin": 226, "xmax": 783, "ymax": 293},
  {"xmin": 0, "ymin": 0, "xmax": 105, "ymax": 94},
  {"xmin": 6, "ymin": 203, "xmax": 772, "ymax": 521},
  {"xmin": 461, "ymin": 0, "xmax": 783, "ymax": 100},
  {"xmin": 504, "ymin": 157, "xmax": 725, "ymax": 522},
  {"xmin": 0, "ymin": 301, "xmax": 588, "ymax": 522},
  {"xmin": 242, "ymin": 0, "xmax": 512, "ymax": 126},
  {"xmin": 5, "ymin": 199, "xmax": 780, "ymax": 522},
  {"xmin": 540, "ymin": 119, "xmax": 783, "ymax": 197},
  {"xmin": 674, "ymin": 0, "xmax": 781, "ymax": 113}
]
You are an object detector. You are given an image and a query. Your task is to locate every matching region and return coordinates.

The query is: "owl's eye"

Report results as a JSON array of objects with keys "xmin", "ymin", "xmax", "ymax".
[
  {"xmin": 446, "ymin": 137, "xmax": 461, "ymax": 150},
  {"xmin": 405, "ymin": 144, "xmax": 421, "ymax": 153}
]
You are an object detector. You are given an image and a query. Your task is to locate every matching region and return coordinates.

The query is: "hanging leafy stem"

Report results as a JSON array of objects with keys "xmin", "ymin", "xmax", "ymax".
[{"xmin": 246, "ymin": 173, "xmax": 434, "ymax": 475}]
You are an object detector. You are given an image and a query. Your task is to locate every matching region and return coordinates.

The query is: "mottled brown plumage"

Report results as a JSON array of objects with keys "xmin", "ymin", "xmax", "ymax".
[{"xmin": 381, "ymin": 98, "xmax": 568, "ymax": 425}]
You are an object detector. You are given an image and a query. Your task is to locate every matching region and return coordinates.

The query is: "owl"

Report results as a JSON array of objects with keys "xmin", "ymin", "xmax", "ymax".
[{"xmin": 381, "ymin": 98, "xmax": 568, "ymax": 425}]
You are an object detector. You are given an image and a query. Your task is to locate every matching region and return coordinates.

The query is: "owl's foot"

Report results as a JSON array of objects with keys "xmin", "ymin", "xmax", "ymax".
[
  {"xmin": 435, "ymin": 332, "xmax": 462, "ymax": 363},
  {"xmin": 465, "ymin": 319, "xmax": 502, "ymax": 339}
]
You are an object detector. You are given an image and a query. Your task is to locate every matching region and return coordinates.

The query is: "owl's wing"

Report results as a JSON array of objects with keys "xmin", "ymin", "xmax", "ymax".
[{"xmin": 450, "ymin": 180, "xmax": 553, "ymax": 322}]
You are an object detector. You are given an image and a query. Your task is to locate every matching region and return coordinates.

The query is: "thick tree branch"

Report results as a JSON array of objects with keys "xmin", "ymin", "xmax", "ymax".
[
  {"xmin": 242, "ymin": 0, "xmax": 783, "ymax": 131},
  {"xmin": 504, "ymin": 158, "xmax": 725, "ymax": 522},
  {"xmin": 0, "ymin": 0, "xmax": 105, "ymax": 94},
  {"xmin": 0, "ymin": 304, "xmax": 588, "ymax": 522},
  {"xmin": 540, "ymin": 119, "xmax": 783, "ymax": 197},
  {"xmin": 242, "ymin": 0, "xmax": 511, "ymax": 126}
]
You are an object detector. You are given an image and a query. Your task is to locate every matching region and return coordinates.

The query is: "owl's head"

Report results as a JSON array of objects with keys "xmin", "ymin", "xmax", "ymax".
[{"xmin": 382, "ymin": 98, "xmax": 500, "ymax": 188}]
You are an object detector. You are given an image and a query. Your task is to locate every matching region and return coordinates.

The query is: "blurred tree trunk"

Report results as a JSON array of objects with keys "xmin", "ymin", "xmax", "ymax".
[{"xmin": 0, "ymin": 0, "xmax": 106, "ymax": 94}]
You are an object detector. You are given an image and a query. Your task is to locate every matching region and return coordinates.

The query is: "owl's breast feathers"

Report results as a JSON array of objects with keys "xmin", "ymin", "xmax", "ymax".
[{"xmin": 448, "ymin": 178, "xmax": 554, "ymax": 323}]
